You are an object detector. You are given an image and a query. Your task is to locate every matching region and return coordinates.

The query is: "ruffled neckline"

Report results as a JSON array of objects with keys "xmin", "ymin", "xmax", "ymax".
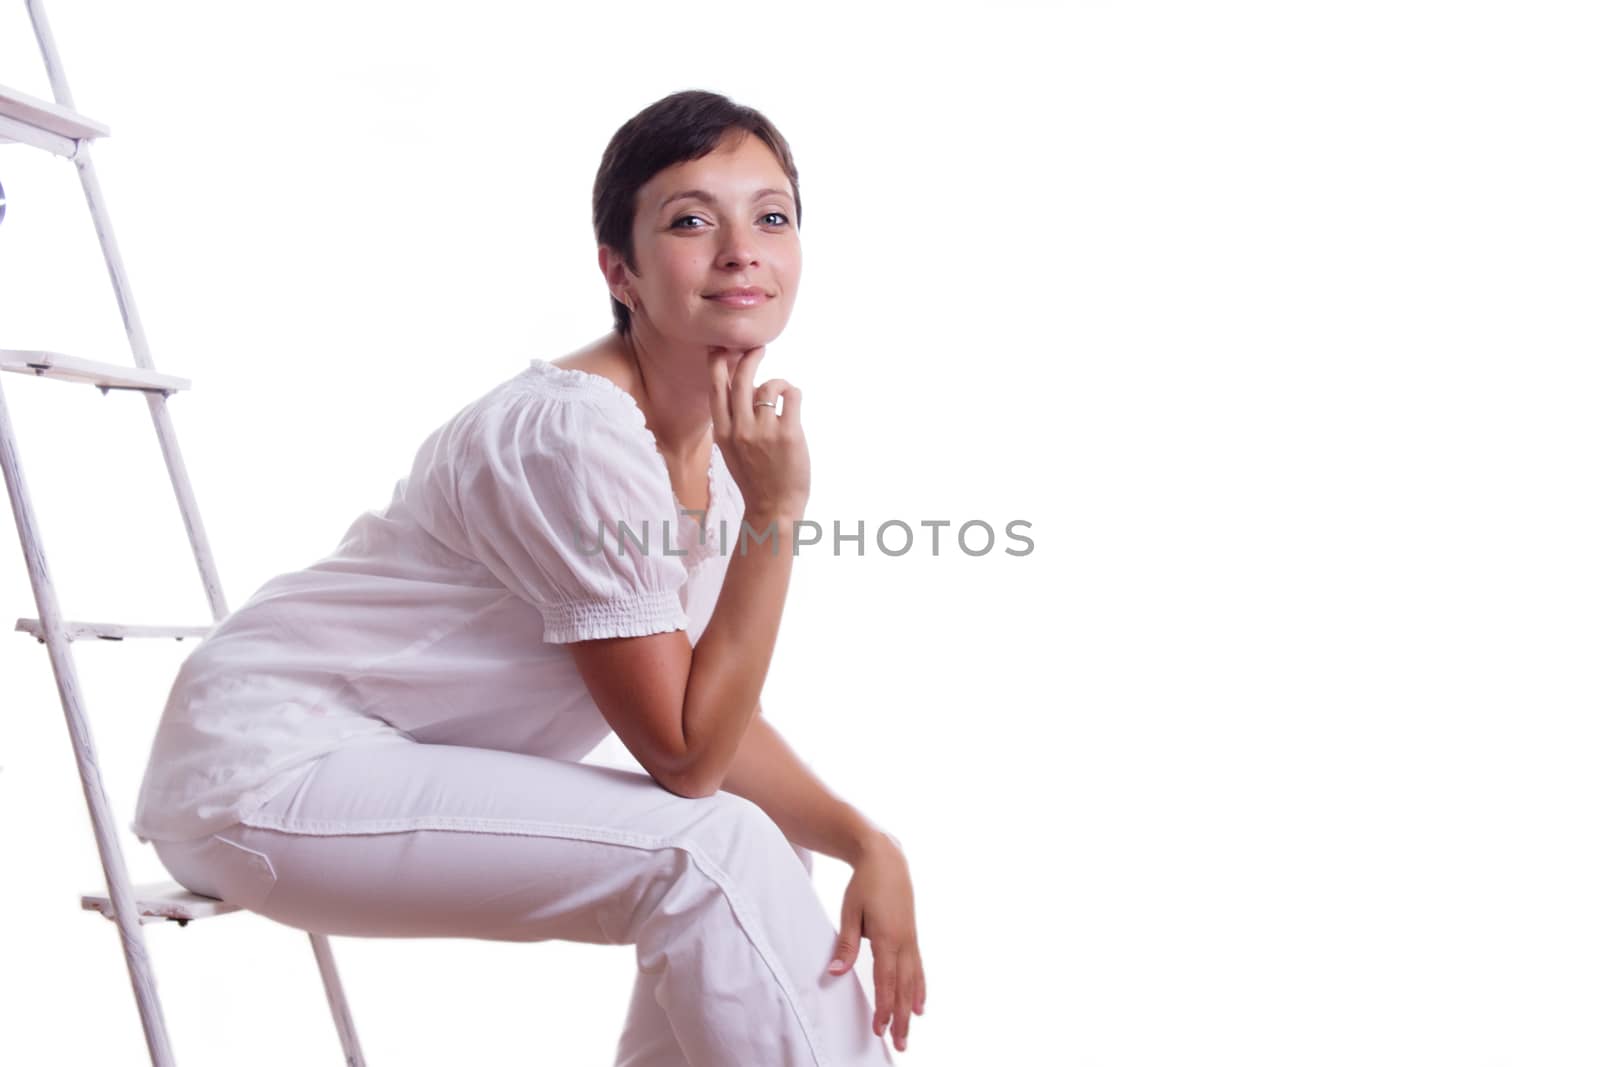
[{"xmin": 525, "ymin": 358, "xmax": 728, "ymax": 570}]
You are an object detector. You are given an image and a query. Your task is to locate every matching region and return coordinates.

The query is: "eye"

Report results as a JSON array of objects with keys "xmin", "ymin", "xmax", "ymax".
[
  {"xmin": 761, "ymin": 212, "xmax": 790, "ymax": 226},
  {"xmin": 671, "ymin": 214, "xmax": 708, "ymax": 230}
]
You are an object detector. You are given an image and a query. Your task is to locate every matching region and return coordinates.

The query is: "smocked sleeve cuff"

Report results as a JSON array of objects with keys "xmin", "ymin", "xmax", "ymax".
[{"xmin": 540, "ymin": 587, "xmax": 689, "ymax": 644}]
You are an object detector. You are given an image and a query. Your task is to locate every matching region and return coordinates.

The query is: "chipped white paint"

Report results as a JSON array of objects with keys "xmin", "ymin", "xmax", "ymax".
[
  {"xmin": 15, "ymin": 618, "xmax": 215, "ymax": 642},
  {"xmin": 2, "ymin": 4, "xmax": 367, "ymax": 1063},
  {"xmin": 81, "ymin": 882, "xmax": 245, "ymax": 925},
  {"xmin": 0, "ymin": 350, "xmax": 192, "ymax": 394}
]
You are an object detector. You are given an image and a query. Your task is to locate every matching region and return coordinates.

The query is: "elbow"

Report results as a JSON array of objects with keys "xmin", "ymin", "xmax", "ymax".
[
  {"xmin": 656, "ymin": 760, "xmax": 722, "ymax": 800},
  {"xmin": 653, "ymin": 729, "xmax": 722, "ymax": 799},
  {"xmin": 668, "ymin": 773, "xmax": 722, "ymax": 800},
  {"xmin": 684, "ymin": 776, "xmax": 724, "ymax": 800}
]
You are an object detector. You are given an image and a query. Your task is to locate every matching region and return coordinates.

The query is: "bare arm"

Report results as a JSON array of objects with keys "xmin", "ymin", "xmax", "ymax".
[
  {"xmin": 568, "ymin": 513, "xmax": 798, "ymax": 797},
  {"xmin": 720, "ymin": 708, "xmax": 887, "ymax": 866},
  {"xmin": 567, "ymin": 345, "xmax": 809, "ymax": 798},
  {"xmin": 729, "ymin": 706, "xmax": 927, "ymax": 1053}
]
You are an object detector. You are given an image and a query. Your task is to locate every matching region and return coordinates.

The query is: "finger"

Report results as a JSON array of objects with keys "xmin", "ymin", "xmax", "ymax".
[
  {"xmin": 729, "ymin": 345, "xmax": 766, "ymax": 438},
  {"xmin": 892, "ymin": 948, "xmax": 915, "ymax": 1051},
  {"xmin": 916, "ymin": 966, "xmax": 926, "ymax": 1015},
  {"xmin": 752, "ymin": 378, "xmax": 790, "ymax": 418},
  {"xmin": 708, "ymin": 350, "xmax": 734, "ymax": 441},
  {"xmin": 873, "ymin": 949, "xmax": 897, "ymax": 1038},
  {"xmin": 778, "ymin": 383, "xmax": 801, "ymax": 427},
  {"xmin": 829, "ymin": 933, "xmax": 859, "ymax": 976},
  {"xmin": 830, "ymin": 901, "xmax": 862, "ymax": 976}
]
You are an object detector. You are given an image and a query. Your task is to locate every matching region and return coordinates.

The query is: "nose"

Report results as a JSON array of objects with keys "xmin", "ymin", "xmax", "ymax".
[{"xmin": 717, "ymin": 228, "xmax": 759, "ymax": 270}]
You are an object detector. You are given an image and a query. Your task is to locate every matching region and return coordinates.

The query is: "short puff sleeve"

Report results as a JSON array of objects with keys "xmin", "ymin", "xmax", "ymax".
[{"xmin": 435, "ymin": 389, "xmax": 690, "ymax": 643}]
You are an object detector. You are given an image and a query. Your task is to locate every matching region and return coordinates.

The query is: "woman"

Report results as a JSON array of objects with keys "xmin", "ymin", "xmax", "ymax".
[{"xmin": 130, "ymin": 89, "xmax": 925, "ymax": 1064}]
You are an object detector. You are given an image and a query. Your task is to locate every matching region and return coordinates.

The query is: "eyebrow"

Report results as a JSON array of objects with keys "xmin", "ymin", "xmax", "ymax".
[{"xmin": 659, "ymin": 187, "xmax": 794, "ymax": 211}]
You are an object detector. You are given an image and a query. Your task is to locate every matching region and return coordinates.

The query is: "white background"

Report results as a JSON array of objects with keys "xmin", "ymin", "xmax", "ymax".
[{"xmin": 1, "ymin": 1, "xmax": 1596, "ymax": 1064}]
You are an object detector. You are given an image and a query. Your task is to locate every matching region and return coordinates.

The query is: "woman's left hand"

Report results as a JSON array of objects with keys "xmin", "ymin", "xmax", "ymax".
[{"xmin": 828, "ymin": 832, "xmax": 926, "ymax": 1053}]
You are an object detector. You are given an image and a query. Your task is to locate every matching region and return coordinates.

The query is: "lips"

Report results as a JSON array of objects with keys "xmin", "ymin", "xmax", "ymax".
[
  {"xmin": 705, "ymin": 287, "xmax": 771, "ymax": 308},
  {"xmin": 705, "ymin": 287, "xmax": 770, "ymax": 299}
]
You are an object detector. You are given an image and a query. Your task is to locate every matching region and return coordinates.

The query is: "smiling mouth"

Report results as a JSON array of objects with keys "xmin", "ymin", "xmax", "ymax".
[{"xmin": 705, "ymin": 291, "xmax": 770, "ymax": 305}]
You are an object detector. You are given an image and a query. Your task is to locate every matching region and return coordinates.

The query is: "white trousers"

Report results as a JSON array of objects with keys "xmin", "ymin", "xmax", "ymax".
[{"xmin": 153, "ymin": 740, "xmax": 896, "ymax": 1066}]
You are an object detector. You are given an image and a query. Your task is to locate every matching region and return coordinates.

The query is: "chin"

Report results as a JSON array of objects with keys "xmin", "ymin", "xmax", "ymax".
[
  {"xmin": 704, "ymin": 326, "xmax": 780, "ymax": 351},
  {"xmin": 712, "ymin": 312, "xmax": 788, "ymax": 346}
]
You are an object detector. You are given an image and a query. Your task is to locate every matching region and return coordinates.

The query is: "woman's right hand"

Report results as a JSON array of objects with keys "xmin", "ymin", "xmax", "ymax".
[{"xmin": 707, "ymin": 346, "xmax": 810, "ymax": 522}]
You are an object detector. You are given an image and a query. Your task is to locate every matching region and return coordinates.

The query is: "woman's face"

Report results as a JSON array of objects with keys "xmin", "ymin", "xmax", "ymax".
[{"xmin": 614, "ymin": 131, "xmax": 801, "ymax": 351}]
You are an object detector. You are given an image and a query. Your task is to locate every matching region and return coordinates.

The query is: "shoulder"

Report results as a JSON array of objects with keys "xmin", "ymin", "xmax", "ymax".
[
  {"xmin": 445, "ymin": 359, "xmax": 676, "ymax": 516},
  {"xmin": 461, "ymin": 358, "xmax": 654, "ymax": 463},
  {"xmin": 546, "ymin": 345, "xmax": 642, "ymax": 401}
]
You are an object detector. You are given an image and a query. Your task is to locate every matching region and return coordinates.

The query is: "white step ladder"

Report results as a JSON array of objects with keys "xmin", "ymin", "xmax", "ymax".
[{"xmin": 0, "ymin": 3, "xmax": 366, "ymax": 1063}]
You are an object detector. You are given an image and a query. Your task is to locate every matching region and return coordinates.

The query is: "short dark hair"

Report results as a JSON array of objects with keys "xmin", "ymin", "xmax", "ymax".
[{"xmin": 592, "ymin": 89, "xmax": 802, "ymax": 336}]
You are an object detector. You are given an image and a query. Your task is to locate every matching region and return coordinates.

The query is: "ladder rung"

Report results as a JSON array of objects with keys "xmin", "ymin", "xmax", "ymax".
[
  {"xmin": 15, "ymin": 618, "xmax": 214, "ymax": 642},
  {"xmin": 0, "ymin": 350, "xmax": 190, "ymax": 394},
  {"xmin": 81, "ymin": 881, "xmax": 242, "ymax": 925},
  {"xmin": 0, "ymin": 81, "xmax": 108, "ymax": 156}
]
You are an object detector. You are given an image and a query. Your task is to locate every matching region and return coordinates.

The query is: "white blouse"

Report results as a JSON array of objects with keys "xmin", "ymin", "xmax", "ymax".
[{"xmin": 131, "ymin": 358, "xmax": 743, "ymax": 844}]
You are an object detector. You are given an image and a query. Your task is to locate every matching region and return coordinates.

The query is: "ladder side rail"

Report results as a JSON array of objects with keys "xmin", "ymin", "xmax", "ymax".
[
  {"xmin": 0, "ymin": 378, "xmax": 177, "ymax": 1067},
  {"xmin": 25, "ymin": 0, "xmax": 78, "ymax": 122},
  {"xmin": 309, "ymin": 932, "xmax": 367, "ymax": 1065},
  {"xmin": 69, "ymin": 141, "xmax": 158, "ymax": 370},
  {"xmin": 138, "ymin": 392, "xmax": 230, "ymax": 620}
]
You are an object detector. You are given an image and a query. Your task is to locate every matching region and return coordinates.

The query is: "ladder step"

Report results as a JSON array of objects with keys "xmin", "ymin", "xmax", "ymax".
[
  {"xmin": 0, "ymin": 81, "xmax": 109, "ymax": 157},
  {"xmin": 0, "ymin": 350, "xmax": 190, "ymax": 394},
  {"xmin": 15, "ymin": 618, "xmax": 214, "ymax": 642},
  {"xmin": 81, "ymin": 881, "xmax": 243, "ymax": 925}
]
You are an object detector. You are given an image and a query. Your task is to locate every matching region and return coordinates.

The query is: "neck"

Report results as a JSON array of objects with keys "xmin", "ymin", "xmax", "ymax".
[{"xmin": 617, "ymin": 324, "xmax": 717, "ymax": 465}]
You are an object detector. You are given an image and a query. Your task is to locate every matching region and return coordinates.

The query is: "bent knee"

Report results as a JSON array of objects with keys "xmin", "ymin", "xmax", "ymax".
[{"xmin": 690, "ymin": 792, "xmax": 808, "ymax": 875}]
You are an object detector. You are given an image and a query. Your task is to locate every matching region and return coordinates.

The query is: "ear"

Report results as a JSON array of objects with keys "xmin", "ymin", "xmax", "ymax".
[
  {"xmin": 597, "ymin": 244, "xmax": 628, "ymax": 290},
  {"xmin": 598, "ymin": 245, "xmax": 640, "ymax": 309},
  {"xmin": 596, "ymin": 244, "xmax": 614, "ymax": 279}
]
